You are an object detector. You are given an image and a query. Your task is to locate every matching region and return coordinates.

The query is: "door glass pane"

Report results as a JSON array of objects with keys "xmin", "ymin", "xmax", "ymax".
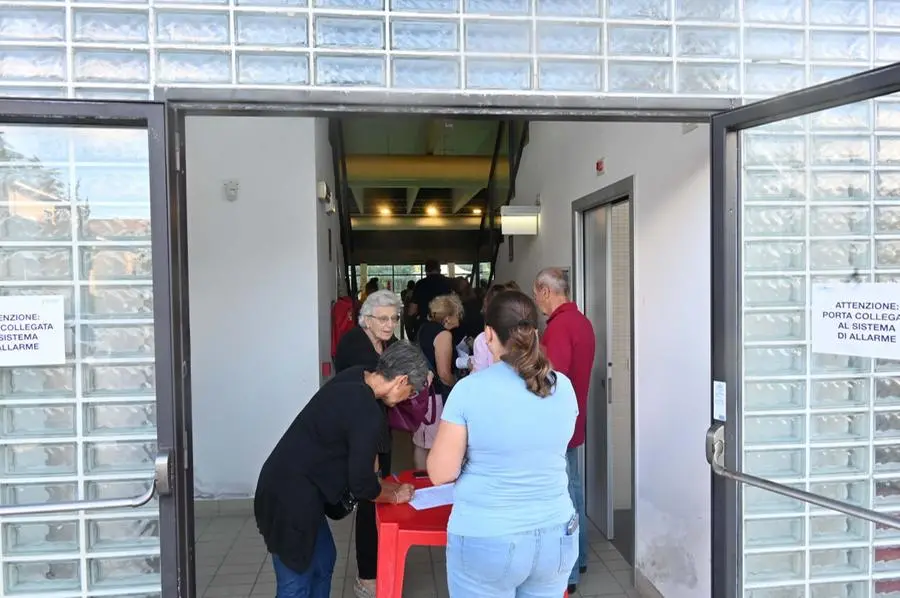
[
  {"xmin": 739, "ymin": 96, "xmax": 900, "ymax": 595},
  {"xmin": 392, "ymin": 264, "xmax": 421, "ymax": 293},
  {"xmin": 0, "ymin": 124, "xmax": 160, "ymax": 598},
  {"xmin": 364, "ymin": 265, "xmax": 392, "ymax": 292}
]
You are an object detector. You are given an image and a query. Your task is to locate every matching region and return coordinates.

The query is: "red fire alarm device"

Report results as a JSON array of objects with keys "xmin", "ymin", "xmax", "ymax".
[
  {"xmin": 322, "ymin": 361, "xmax": 332, "ymax": 378},
  {"xmin": 595, "ymin": 159, "xmax": 605, "ymax": 175}
]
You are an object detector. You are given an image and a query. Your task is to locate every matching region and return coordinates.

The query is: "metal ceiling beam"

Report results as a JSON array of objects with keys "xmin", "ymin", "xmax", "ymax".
[
  {"xmin": 345, "ymin": 155, "xmax": 510, "ymax": 187},
  {"xmin": 352, "ymin": 215, "xmax": 482, "ymax": 230},
  {"xmin": 350, "ymin": 186, "xmax": 366, "ymax": 213},
  {"xmin": 406, "ymin": 187, "xmax": 419, "ymax": 214},
  {"xmin": 474, "ymin": 121, "xmax": 506, "ymax": 283},
  {"xmin": 425, "ymin": 119, "xmax": 443, "ymax": 154},
  {"xmin": 451, "ymin": 188, "xmax": 482, "ymax": 213}
]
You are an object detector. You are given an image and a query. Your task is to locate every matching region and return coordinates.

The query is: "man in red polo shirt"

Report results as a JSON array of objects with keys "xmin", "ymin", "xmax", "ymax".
[{"xmin": 533, "ymin": 267, "xmax": 595, "ymax": 594}]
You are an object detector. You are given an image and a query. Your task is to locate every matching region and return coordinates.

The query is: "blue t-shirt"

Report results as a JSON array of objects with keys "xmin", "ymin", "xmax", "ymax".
[{"xmin": 441, "ymin": 361, "xmax": 578, "ymax": 537}]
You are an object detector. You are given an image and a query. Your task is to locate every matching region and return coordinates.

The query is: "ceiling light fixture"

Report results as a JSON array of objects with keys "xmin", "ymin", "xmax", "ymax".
[
  {"xmin": 472, "ymin": 208, "xmax": 482, "ymax": 215},
  {"xmin": 379, "ymin": 206, "xmax": 392, "ymax": 216},
  {"xmin": 426, "ymin": 206, "xmax": 439, "ymax": 216}
]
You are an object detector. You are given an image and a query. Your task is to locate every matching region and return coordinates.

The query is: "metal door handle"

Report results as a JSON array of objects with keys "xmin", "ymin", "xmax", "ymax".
[
  {"xmin": 0, "ymin": 450, "xmax": 172, "ymax": 517},
  {"xmin": 606, "ymin": 362, "xmax": 612, "ymax": 404},
  {"xmin": 706, "ymin": 423, "xmax": 900, "ymax": 529}
]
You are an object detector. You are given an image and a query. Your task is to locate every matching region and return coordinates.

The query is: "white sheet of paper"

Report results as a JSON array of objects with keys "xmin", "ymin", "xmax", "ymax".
[
  {"xmin": 0, "ymin": 295, "xmax": 66, "ymax": 367},
  {"xmin": 455, "ymin": 340, "xmax": 470, "ymax": 358},
  {"xmin": 811, "ymin": 282, "xmax": 900, "ymax": 360},
  {"xmin": 409, "ymin": 483, "xmax": 455, "ymax": 510}
]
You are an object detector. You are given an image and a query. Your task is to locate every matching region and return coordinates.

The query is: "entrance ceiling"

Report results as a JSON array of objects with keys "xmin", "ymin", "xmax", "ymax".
[{"xmin": 340, "ymin": 116, "xmax": 517, "ymax": 219}]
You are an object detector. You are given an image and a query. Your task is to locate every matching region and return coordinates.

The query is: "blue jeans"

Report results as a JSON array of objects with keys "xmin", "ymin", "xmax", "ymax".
[
  {"xmin": 566, "ymin": 448, "xmax": 588, "ymax": 585},
  {"xmin": 446, "ymin": 519, "xmax": 578, "ymax": 598},
  {"xmin": 272, "ymin": 518, "xmax": 336, "ymax": 598}
]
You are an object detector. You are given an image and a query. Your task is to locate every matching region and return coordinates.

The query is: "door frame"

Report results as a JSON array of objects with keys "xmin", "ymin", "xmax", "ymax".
[
  {"xmin": 165, "ymin": 103, "xmax": 195, "ymax": 598},
  {"xmin": 709, "ymin": 62, "xmax": 900, "ymax": 598},
  {"xmin": 571, "ymin": 175, "xmax": 636, "ymax": 562},
  {"xmin": 0, "ymin": 99, "xmax": 192, "ymax": 597}
]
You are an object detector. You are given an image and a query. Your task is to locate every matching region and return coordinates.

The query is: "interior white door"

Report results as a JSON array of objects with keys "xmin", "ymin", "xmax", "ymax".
[{"xmin": 582, "ymin": 204, "xmax": 614, "ymax": 538}]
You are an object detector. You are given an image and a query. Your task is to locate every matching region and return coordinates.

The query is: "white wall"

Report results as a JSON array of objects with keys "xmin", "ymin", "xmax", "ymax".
[
  {"xmin": 186, "ymin": 115, "xmax": 337, "ymax": 498},
  {"xmin": 496, "ymin": 121, "xmax": 711, "ymax": 598}
]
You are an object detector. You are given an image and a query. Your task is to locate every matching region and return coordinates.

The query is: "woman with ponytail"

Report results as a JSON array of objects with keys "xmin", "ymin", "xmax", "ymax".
[{"xmin": 426, "ymin": 290, "xmax": 579, "ymax": 598}]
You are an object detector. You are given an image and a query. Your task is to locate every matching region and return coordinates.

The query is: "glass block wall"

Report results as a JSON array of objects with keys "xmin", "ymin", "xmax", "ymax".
[
  {"xmin": 0, "ymin": 0, "xmax": 897, "ymax": 98},
  {"xmin": 741, "ymin": 98, "xmax": 900, "ymax": 598},
  {"xmin": 0, "ymin": 126, "xmax": 160, "ymax": 597}
]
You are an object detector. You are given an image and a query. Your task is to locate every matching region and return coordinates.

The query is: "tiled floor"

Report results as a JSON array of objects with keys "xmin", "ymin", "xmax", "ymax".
[{"xmin": 194, "ymin": 513, "xmax": 642, "ymax": 598}]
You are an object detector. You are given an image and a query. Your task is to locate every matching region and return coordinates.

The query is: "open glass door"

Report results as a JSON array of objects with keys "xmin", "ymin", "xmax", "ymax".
[
  {"xmin": 0, "ymin": 100, "xmax": 191, "ymax": 598},
  {"xmin": 710, "ymin": 64, "xmax": 900, "ymax": 598}
]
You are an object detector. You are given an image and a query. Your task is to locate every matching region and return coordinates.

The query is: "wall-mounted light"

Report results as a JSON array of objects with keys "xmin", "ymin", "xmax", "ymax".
[
  {"xmin": 379, "ymin": 206, "xmax": 392, "ymax": 216},
  {"xmin": 317, "ymin": 180, "xmax": 336, "ymax": 215},
  {"xmin": 426, "ymin": 205, "xmax": 439, "ymax": 217},
  {"xmin": 500, "ymin": 205, "xmax": 540, "ymax": 235},
  {"xmin": 316, "ymin": 181, "xmax": 331, "ymax": 202},
  {"xmin": 472, "ymin": 208, "xmax": 482, "ymax": 215}
]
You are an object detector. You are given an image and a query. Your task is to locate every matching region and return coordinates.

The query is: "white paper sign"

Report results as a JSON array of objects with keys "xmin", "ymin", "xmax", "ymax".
[
  {"xmin": 713, "ymin": 381, "xmax": 726, "ymax": 422},
  {"xmin": 0, "ymin": 295, "xmax": 66, "ymax": 367},
  {"xmin": 811, "ymin": 282, "xmax": 900, "ymax": 360}
]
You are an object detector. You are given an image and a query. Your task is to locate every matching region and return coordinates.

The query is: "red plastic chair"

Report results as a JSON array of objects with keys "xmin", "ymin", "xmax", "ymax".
[
  {"xmin": 375, "ymin": 502, "xmax": 448, "ymax": 597},
  {"xmin": 375, "ymin": 471, "xmax": 569, "ymax": 597}
]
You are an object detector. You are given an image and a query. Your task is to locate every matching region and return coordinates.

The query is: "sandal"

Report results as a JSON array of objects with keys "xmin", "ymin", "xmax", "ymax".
[{"xmin": 353, "ymin": 578, "xmax": 376, "ymax": 598}]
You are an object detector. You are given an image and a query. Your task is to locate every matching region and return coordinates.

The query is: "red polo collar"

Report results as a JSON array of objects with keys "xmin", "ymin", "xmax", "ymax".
[{"xmin": 547, "ymin": 301, "xmax": 578, "ymax": 323}]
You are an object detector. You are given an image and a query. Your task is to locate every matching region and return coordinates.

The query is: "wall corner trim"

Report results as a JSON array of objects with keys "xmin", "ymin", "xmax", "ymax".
[{"xmin": 634, "ymin": 568, "xmax": 665, "ymax": 598}]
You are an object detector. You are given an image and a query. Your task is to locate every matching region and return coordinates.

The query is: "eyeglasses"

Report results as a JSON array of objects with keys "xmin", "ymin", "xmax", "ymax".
[{"xmin": 367, "ymin": 314, "xmax": 400, "ymax": 326}]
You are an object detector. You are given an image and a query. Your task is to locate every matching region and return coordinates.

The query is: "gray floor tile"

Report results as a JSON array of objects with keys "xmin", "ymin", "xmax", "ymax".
[{"xmin": 195, "ymin": 512, "xmax": 635, "ymax": 597}]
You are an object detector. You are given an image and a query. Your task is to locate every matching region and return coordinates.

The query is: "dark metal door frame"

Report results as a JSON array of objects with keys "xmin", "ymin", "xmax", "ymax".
[
  {"xmin": 710, "ymin": 62, "xmax": 900, "ymax": 598},
  {"xmin": 165, "ymin": 103, "xmax": 195, "ymax": 598},
  {"xmin": 0, "ymin": 99, "xmax": 193, "ymax": 598},
  {"xmin": 571, "ymin": 177, "xmax": 636, "ymax": 567}
]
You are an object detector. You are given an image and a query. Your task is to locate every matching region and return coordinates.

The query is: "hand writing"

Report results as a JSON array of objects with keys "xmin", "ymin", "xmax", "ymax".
[{"xmin": 393, "ymin": 483, "xmax": 415, "ymax": 504}]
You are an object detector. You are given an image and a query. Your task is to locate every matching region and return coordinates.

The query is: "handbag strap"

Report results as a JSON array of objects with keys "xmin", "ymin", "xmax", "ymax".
[{"xmin": 423, "ymin": 386, "xmax": 438, "ymax": 426}]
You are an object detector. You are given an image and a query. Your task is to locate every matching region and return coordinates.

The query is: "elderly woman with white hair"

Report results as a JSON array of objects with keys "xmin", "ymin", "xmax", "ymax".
[{"xmin": 333, "ymin": 289, "xmax": 403, "ymax": 598}]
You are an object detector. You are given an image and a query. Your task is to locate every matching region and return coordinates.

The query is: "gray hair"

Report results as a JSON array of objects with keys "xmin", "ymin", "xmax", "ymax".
[
  {"xmin": 375, "ymin": 341, "xmax": 431, "ymax": 390},
  {"xmin": 535, "ymin": 267, "xmax": 570, "ymax": 297},
  {"xmin": 358, "ymin": 289, "xmax": 403, "ymax": 327}
]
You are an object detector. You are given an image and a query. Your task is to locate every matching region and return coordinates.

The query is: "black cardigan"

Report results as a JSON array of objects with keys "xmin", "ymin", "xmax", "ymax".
[
  {"xmin": 253, "ymin": 366, "xmax": 382, "ymax": 574},
  {"xmin": 333, "ymin": 326, "xmax": 396, "ymax": 453}
]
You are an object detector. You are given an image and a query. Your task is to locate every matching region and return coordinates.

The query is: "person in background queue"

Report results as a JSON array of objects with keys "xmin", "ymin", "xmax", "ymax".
[
  {"xmin": 401, "ymin": 280, "xmax": 417, "ymax": 340},
  {"xmin": 360, "ymin": 277, "xmax": 379, "ymax": 303},
  {"xmin": 408, "ymin": 259, "xmax": 452, "ymax": 329},
  {"xmin": 469, "ymin": 281, "xmax": 520, "ymax": 373},
  {"xmin": 451, "ymin": 276, "xmax": 484, "ymax": 346},
  {"xmin": 414, "ymin": 293, "xmax": 463, "ymax": 469},
  {"xmin": 254, "ymin": 341, "xmax": 430, "ymax": 598},
  {"xmin": 333, "ymin": 289, "xmax": 402, "ymax": 598},
  {"xmin": 427, "ymin": 290, "xmax": 578, "ymax": 597},
  {"xmin": 533, "ymin": 267, "xmax": 596, "ymax": 595}
]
